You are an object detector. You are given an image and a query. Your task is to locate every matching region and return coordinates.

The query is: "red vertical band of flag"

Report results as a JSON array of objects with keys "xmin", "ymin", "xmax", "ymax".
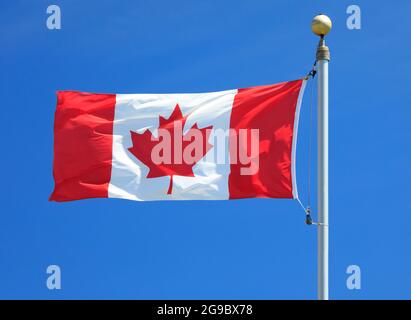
[
  {"xmin": 228, "ymin": 80, "xmax": 303, "ymax": 199},
  {"xmin": 50, "ymin": 91, "xmax": 116, "ymax": 202}
]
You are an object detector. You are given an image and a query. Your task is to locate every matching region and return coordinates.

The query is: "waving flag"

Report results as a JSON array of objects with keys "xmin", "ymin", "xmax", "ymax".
[{"xmin": 50, "ymin": 79, "xmax": 306, "ymax": 202}]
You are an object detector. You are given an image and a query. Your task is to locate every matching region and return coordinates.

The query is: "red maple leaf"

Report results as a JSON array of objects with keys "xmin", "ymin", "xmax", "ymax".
[{"xmin": 128, "ymin": 104, "xmax": 213, "ymax": 194}]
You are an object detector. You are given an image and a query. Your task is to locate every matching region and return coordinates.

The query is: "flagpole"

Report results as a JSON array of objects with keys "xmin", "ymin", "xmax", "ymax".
[{"xmin": 312, "ymin": 14, "xmax": 332, "ymax": 300}]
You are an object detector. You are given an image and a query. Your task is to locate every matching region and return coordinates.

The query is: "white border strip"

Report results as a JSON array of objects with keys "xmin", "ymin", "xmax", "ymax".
[{"xmin": 291, "ymin": 79, "xmax": 307, "ymax": 199}]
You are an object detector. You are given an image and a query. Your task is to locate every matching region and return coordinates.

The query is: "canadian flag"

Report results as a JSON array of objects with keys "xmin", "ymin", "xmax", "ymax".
[{"xmin": 50, "ymin": 79, "xmax": 306, "ymax": 202}]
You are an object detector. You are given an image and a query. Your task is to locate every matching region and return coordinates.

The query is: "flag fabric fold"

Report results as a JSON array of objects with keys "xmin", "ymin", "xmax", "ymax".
[{"xmin": 50, "ymin": 79, "xmax": 306, "ymax": 202}]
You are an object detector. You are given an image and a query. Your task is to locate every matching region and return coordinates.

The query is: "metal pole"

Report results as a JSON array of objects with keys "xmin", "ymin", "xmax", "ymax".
[
  {"xmin": 317, "ymin": 46, "xmax": 329, "ymax": 300},
  {"xmin": 312, "ymin": 14, "xmax": 331, "ymax": 300}
]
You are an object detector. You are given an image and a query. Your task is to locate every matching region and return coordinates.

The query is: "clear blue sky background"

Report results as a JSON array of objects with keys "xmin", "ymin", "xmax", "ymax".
[{"xmin": 0, "ymin": 0, "xmax": 410, "ymax": 299}]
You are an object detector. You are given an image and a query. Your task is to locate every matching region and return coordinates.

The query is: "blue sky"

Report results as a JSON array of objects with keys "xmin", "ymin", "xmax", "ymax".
[{"xmin": 0, "ymin": 0, "xmax": 410, "ymax": 299}]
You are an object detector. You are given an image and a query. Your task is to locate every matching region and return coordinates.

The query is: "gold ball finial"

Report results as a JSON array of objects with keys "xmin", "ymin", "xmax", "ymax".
[{"xmin": 311, "ymin": 14, "xmax": 332, "ymax": 36}]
